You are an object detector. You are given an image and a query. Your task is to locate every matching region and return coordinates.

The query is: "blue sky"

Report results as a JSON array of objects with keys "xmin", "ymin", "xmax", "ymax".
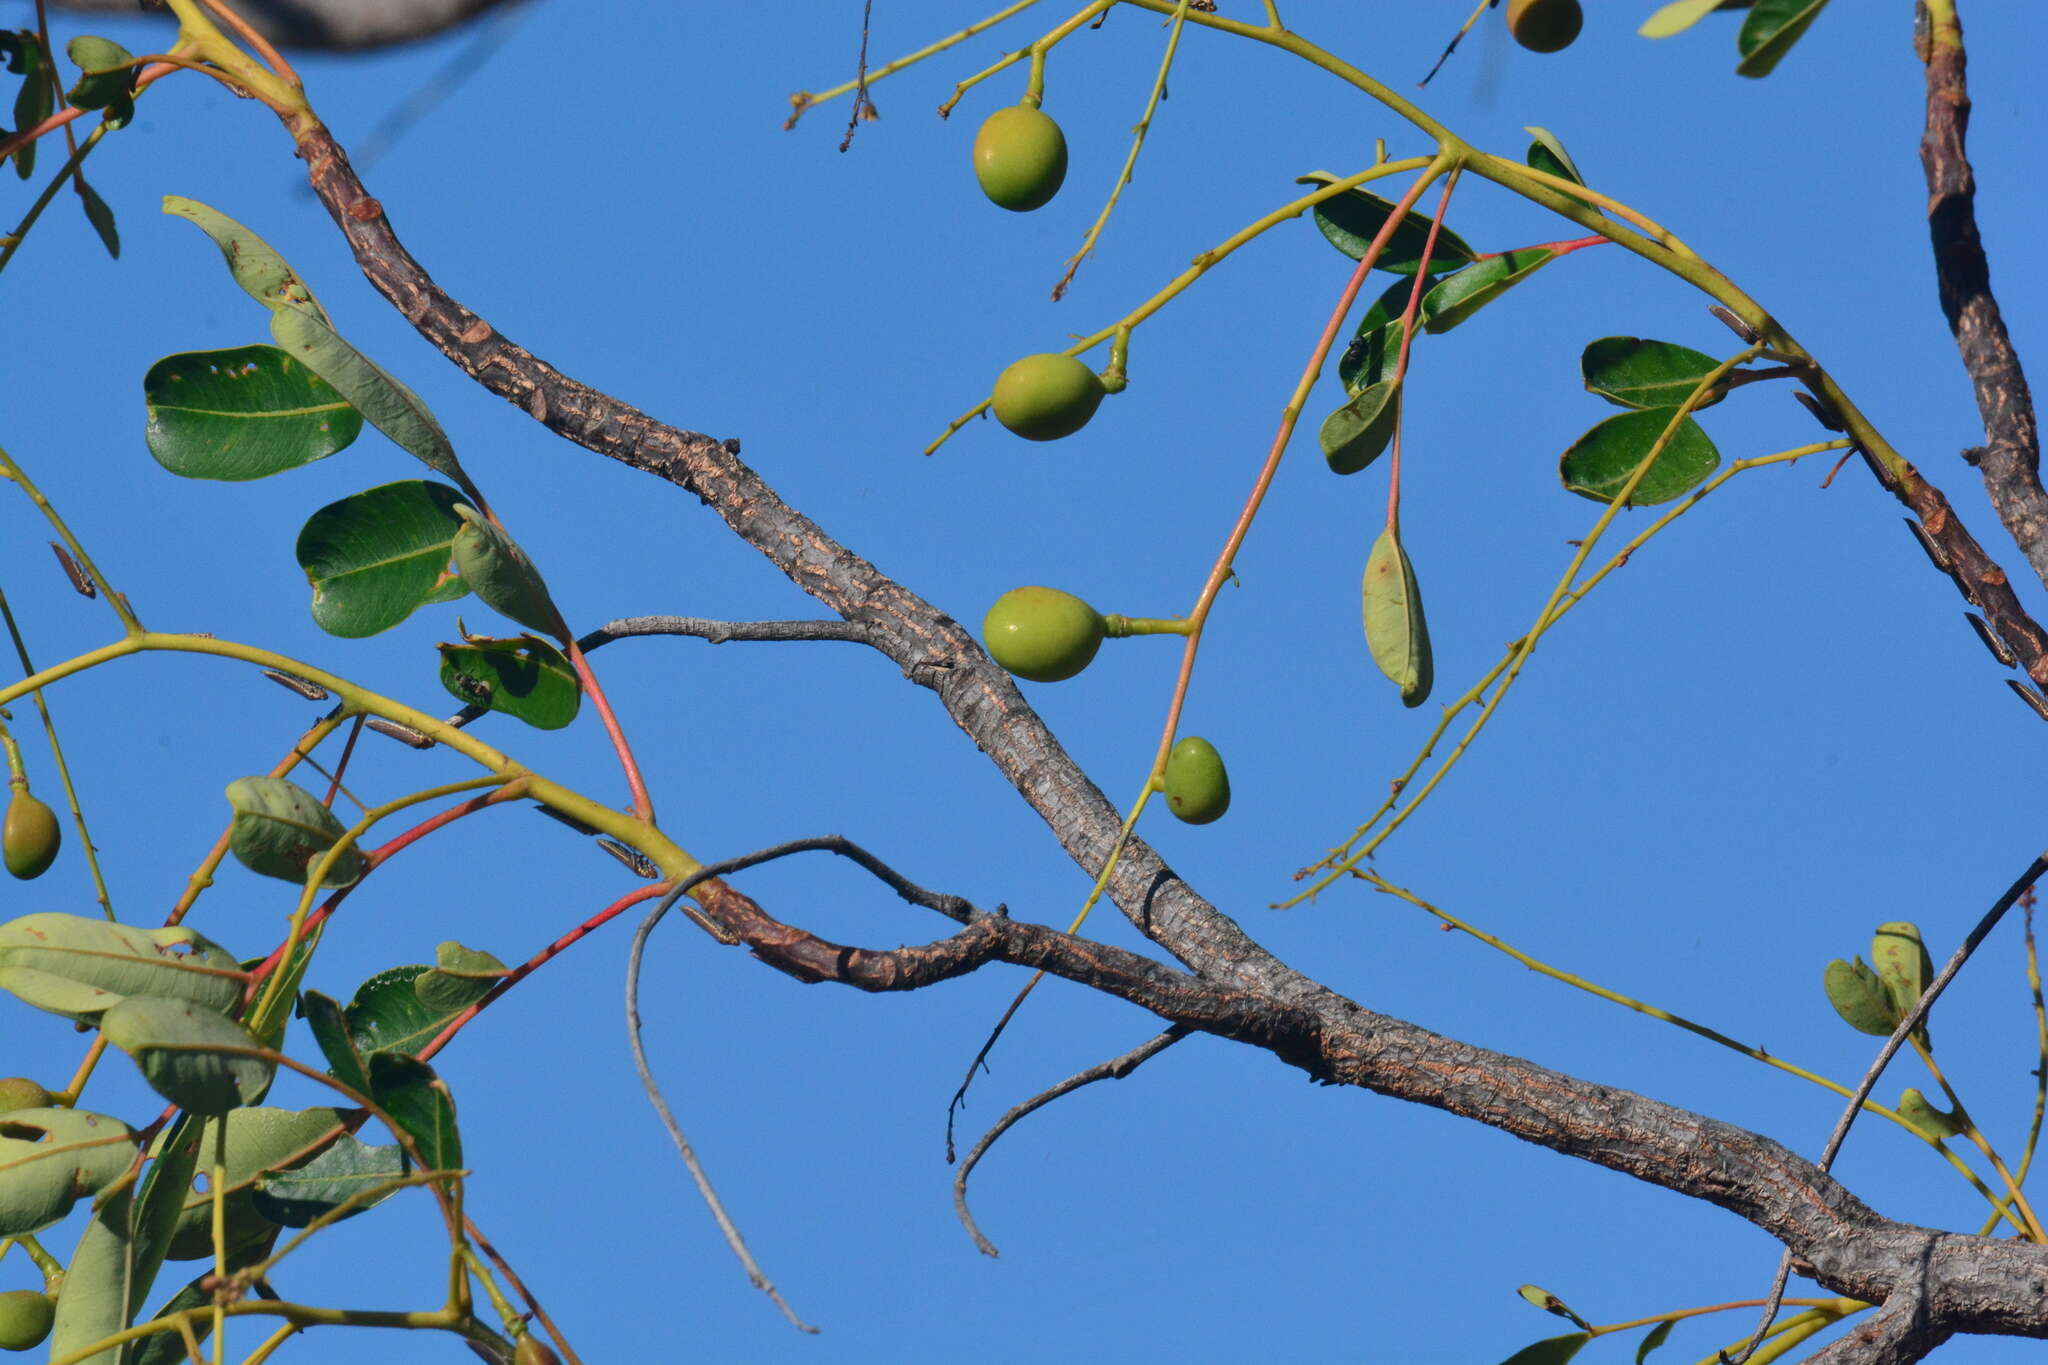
[{"xmin": 4, "ymin": 1, "xmax": 2046, "ymax": 1361}]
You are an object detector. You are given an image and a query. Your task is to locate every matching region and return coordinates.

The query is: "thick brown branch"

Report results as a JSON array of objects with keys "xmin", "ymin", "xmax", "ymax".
[{"xmin": 1917, "ymin": 1, "xmax": 2046, "ymax": 589}]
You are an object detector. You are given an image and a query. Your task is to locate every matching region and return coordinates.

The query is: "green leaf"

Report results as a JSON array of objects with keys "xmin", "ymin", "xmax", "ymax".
[
  {"xmin": 1318, "ymin": 381, "xmax": 1400, "ymax": 477},
  {"xmin": 1872, "ymin": 922, "xmax": 1935, "ymax": 1034},
  {"xmin": 145, "ymin": 345, "xmax": 363, "ymax": 480},
  {"xmin": 0, "ymin": 914, "xmax": 244, "ymax": 1023},
  {"xmin": 1524, "ymin": 127, "xmax": 1585, "ymax": 186},
  {"xmin": 159, "ymin": 1107, "xmax": 345, "ymax": 1260},
  {"xmin": 225, "ymin": 776, "xmax": 366, "ymax": 889},
  {"xmin": 75, "ymin": 174, "xmax": 118, "ymax": 257},
  {"xmin": 132, "ymin": 1242, "xmax": 273, "ymax": 1365},
  {"xmin": 47, "ymin": 1184, "xmax": 138, "ymax": 1365},
  {"xmin": 451, "ymin": 505, "xmax": 566, "ymax": 637},
  {"xmin": 1338, "ymin": 277, "xmax": 1425, "ymax": 396},
  {"xmin": 344, "ymin": 964, "xmax": 466, "ymax": 1058},
  {"xmin": 250, "ymin": 1130, "xmax": 406, "ymax": 1228},
  {"xmin": 1822, "ymin": 958, "xmax": 1895, "ymax": 1036},
  {"xmin": 8, "ymin": 35, "xmax": 51, "ymax": 180},
  {"xmin": 295, "ymin": 479, "xmax": 469, "ymax": 638},
  {"xmin": 162, "ymin": 195, "xmax": 327, "ymax": 321},
  {"xmin": 0, "ymin": 1107, "xmax": 138, "ymax": 1237},
  {"xmin": 1295, "ymin": 172, "xmax": 1476, "ymax": 276},
  {"xmin": 1363, "ymin": 528, "xmax": 1432, "ymax": 708},
  {"xmin": 1557, "ymin": 408, "xmax": 1720, "ymax": 506},
  {"xmin": 438, "ymin": 634, "xmax": 581, "ymax": 730},
  {"xmin": 368, "ymin": 1053, "xmax": 461, "ymax": 1180},
  {"xmin": 1500, "ymin": 1334, "xmax": 1590, "ymax": 1365},
  {"xmin": 270, "ymin": 303, "xmax": 466, "ymax": 481},
  {"xmin": 100, "ymin": 995, "xmax": 274, "ymax": 1116},
  {"xmin": 1420, "ymin": 248, "xmax": 1556, "ymax": 334},
  {"xmin": 1640, "ymin": 0, "xmax": 1732, "ymax": 39},
  {"xmin": 62, "ymin": 35, "xmax": 133, "ymax": 116},
  {"xmin": 1735, "ymin": 0, "xmax": 1831, "ymax": 78},
  {"xmin": 413, "ymin": 941, "xmax": 509, "ymax": 1014},
  {"xmin": 1636, "ymin": 1320, "xmax": 1676, "ymax": 1364},
  {"xmin": 1580, "ymin": 337, "xmax": 1725, "ymax": 410},
  {"xmin": 1897, "ymin": 1087, "xmax": 1963, "ymax": 1142},
  {"xmin": 1517, "ymin": 1284, "xmax": 1591, "ymax": 1331},
  {"xmin": 300, "ymin": 989, "xmax": 373, "ymax": 1096}
]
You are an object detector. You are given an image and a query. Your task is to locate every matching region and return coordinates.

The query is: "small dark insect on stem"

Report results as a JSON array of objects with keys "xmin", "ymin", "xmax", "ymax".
[{"xmin": 49, "ymin": 542, "xmax": 92, "ymax": 597}]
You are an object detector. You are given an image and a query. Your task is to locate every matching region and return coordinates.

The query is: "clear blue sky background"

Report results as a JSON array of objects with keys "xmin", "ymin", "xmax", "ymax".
[{"xmin": 4, "ymin": 2, "xmax": 2046, "ymax": 1361}]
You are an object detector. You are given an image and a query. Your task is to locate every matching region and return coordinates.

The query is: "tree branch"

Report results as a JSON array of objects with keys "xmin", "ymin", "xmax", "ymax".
[{"xmin": 1916, "ymin": 0, "xmax": 2046, "ymax": 590}]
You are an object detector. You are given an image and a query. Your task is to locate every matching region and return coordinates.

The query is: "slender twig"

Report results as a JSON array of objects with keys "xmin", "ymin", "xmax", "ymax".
[
  {"xmin": 585, "ymin": 616, "xmax": 871, "ymax": 647},
  {"xmin": 953, "ymin": 1025, "xmax": 1191, "ymax": 1255},
  {"xmin": 1729, "ymin": 852, "xmax": 2048, "ymax": 1363},
  {"xmin": 838, "ymin": 0, "xmax": 876, "ymax": 152},
  {"xmin": 463, "ymin": 1217, "xmax": 584, "ymax": 1365},
  {"xmin": 0, "ymin": 582, "xmax": 114, "ymax": 918}
]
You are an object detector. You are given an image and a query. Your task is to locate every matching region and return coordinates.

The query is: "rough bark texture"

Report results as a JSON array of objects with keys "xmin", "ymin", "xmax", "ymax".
[
  {"xmin": 48, "ymin": 0, "xmax": 519, "ymax": 51},
  {"xmin": 1916, "ymin": 1, "xmax": 2047, "ymax": 590},
  {"xmin": 280, "ymin": 121, "xmax": 2048, "ymax": 1361}
]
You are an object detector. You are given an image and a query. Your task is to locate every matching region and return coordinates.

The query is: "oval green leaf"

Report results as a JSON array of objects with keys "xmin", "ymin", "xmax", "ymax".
[
  {"xmin": 1499, "ymin": 1334, "xmax": 1589, "ymax": 1365},
  {"xmin": 1421, "ymin": 248, "xmax": 1555, "ymax": 334},
  {"xmin": 368, "ymin": 1053, "xmax": 461, "ymax": 1179},
  {"xmin": 1524, "ymin": 126, "xmax": 1586, "ymax": 186},
  {"xmin": 438, "ymin": 635, "xmax": 580, "ymax": 730},
  {"xmin": 1640, "ymin": 0, "xmax": 1730, "ymax": 38},
  {"xmin": 1363, "ymin": 528, "xmax": 1432, "ymax": 707},
  {"xmin": 344, "ymin": 964, "xmax": 466, "ymax": 1058},
  {"xmin": 100, "ymin": 996, "xmax": 273, "ymax": 1116},
  {"xmin": 0, "ymin": 1107, "xmax": 138, "ymax": 1238},
  {"xmin": 1295, "ymin": 172, "xmax": 1476, "ymax": 276},
  {"xmin": 0, "ymin": 914, "xmax": 244, "ymax": 1023},
  {"xmin": 413, "ymin": 940, "xmax": 510, "ymax": 1013},
  {"xmin": 1635, "ymin": 1320, "xmax": 1676, "ymax": 1365},
  {"xmin": 160, "ymin": 1106, "xmax": 345, "ymax": 1259},
  {"xmin": 1821, "ymin": 957, "xmax": 1895, "ymax": 1036},
  {"xmin": 162, "ymin": 195, "xmax": 326, "ymax": 320},
  {"xmin": 296, "ymin": 479, "xmax": 468, "ymax": 638},
  {"xmin": 225, "ymin": 776, "xmax": 366, "ymax": 889},
  {"xmin": 250, "ymin": 1131, "xmax": 406, "ymax": 1229},
  {"xmin": 1872, "ymin": 921, "xmax": 1934, "ymax": 1026},
  {"xmin": 8, "ymin": 36, "xmax": 52, "ymax": 180},
  {"xmin": 1580, "ymin": 337, "xmax": 1725, "ymax": 410},
  {"xmin": 77, "ymin": 173, "xmax": 118, "ymax": 257},
  {"xmin": 1736, "ymin": 0, "xmax": 1831, "ymax": 78},
  {"xmin": 62, "ymin": 35, "xmax": 133, "ymax": 115},
  {"xmin": 1339, "ymin": 277, "xmax": 1424, "ymax": 396},
  {"xmin": 144, "ymin": 345, "xmax": 363, "ymax": 480},
  {"xmin": 1557, "ymin": 408, "xmax": 1720, "ymax": 506},
  {"xmin": 451, "ymin": 506, "xmax": 566, "ymax": 637},
  {"xmin": 270, "ymin": 303, "xmax": 465, "ymax": 481},
  {"xmin": 1319, "ymin": 381, "xmax": 1400, "ymax": 476}
]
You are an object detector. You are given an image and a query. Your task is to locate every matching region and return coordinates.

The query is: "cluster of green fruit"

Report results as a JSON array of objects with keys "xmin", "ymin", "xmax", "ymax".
[{"xmin": 980, "ymin": 588, "xmax": 1230, "ymax": 824}]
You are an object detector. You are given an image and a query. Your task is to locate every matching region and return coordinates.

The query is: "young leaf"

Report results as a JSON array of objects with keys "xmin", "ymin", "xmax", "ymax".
[
  {"xmin": 99, "ymin": 995, "xmax": 274, "ymax": 1116},
  {"xmin": 1557, "ymin": 408, "xmax": 1720, "ymax": 506},
  {"xmin": 0, "ymin": 1108, "xmax": 139, "ymax": 1238},
  {"xmin": 249, "ymin": 1131, "xmax": 407, "ymax": 1228},
  {"xmin": 1736, "ymin": 0, "xmax": 1832, "ymax": 79},
  {"xmin": 1516, "ymin": 1284, "xmax": 1592, "ymax": 1331},
  {"xmin": 296, "ymin": 479, "xmax": 469, "ymax": 638},
  {"xmin": 1635, "ymin": 1320, "xmax": 1676, "ymax": 1364},
  {"xmin": 451, "ymin": 505, "xmax": 567, "ymax": 638},
  {"xmin": 144, "ymin": 345, "xmax": 363, "ymax": 480},
  {"xmin": 1499, "ymin": 1334, "xmax": 1589, "ymax": 1365},
  {"xmin": 1319, "ymin": 381, "xmax": 1400, "ymax": 476},
  {"xmin": 300, "ymin": 989, "xmax": 373, "ymax": 1097},
  {"xmin": 1523, "ymin": 126, "xmax": 1585, "ymax": 186},
  {"xmin": 1420, "ymin": 249, "xmax": 1555, "ymax": 334},
  {"xmin": 1821, "ymin": 957, "xmax": 1895, "ymax": 1036},
  {"xmin": 412, "ymin": 941, "xmax": 510, "ymax": 1013},
  {"xmin": 62, "ymin": 35, "xmax": 134, "ymax": 118},
  {"xmin": 74, "ymin": 174, "xmax": 118, "ymax": 257},
  {"xmin": 0, "ymin": 914, "xmax": 244, "ymax": 1023},
  {"xmin": 224, "ymin": 776, "xmax": 366, "ymax": 889},
  {"xmin": 270, "ymin": 302, "xmax": 467, "ymax": 482},
  {"xmin": 1871, "ymin": 921, "xmax": 1935, "ymax": 1035},
  {"xmin": 1640, "ymin": 0, "xmax": 1732, "ymax": 39},
  {"xmin": 162, "ymin": 195, "xmax": 328, "ymax": 320},
  {"xmin": 1897, "ymin": 1087, "xmax": 1962, "ymax": 1142},
  {"xmin": 1580, "ymin": 337, "xmax": 1724, "ymax": 410},
  {"xmin": 1362, "ymin": 528, "xmax": 1432, "ymax": 707},
  {"xmin": 1295, "ymin": 172, "xmax": 1476, "ymax": 275},
  {"xmin": 438, "ymin": 635, "xmax": 581, "ymax": 730},
  {"xmin": 368, "ymin": 1053, "xmax": 461, "ymax": 1179}
]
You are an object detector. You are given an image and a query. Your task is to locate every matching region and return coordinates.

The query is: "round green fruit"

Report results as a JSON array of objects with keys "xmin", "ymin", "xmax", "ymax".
[
  {"xmin": 1163, "ymin": 736, "xmax": 1231, "ymax": 825},
  {"xmin": 991, "ymin": 354, "xmax": 1105, "ymax": 441},
  {"xmin": 973, "ymin": 103, "xmax": 1068, "ymax": 212},
  {"xmin": 982, "ymin": 587, "xmax": 1105, "ymax": 683},
  {"xmin": 0, "ymin": 1290, "xmax": 54, "ymax": 1353},
  {"xmin": 2, "ymin": 790, "xmax": 59, "ymax": 880},
  {"xmin": 0, "ymin": 1078, "xmax": 55, "ymax": 1113},
  {"xmin": 1506, "ymin": 0, "xmax": 1582, "ymax": 53},
  {"xmin": 514, "ymin": 1333, "xmax": 563, "ymax": 1365}
]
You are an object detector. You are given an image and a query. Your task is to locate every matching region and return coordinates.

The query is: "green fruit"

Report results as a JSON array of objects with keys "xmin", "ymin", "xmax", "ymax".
[
  {"xmin": 1163, "ymin": 736, "xmax": 1231, "ymax": 825},
  {"xmin": 973, "ymin": 103, "xmax": 1068, "ymax": 212},
  {"xmin": 0, "ymin": 1078, "xmax": 55, "ymax": 1113},
  {"xmin": 991, "ymin": 354, "xmax": 1105, "ymax": 441},
  {"xmin": 0, "ymin": 1290, "xmax": 54, "ymax": 1352},
  {"xmin": 983, "ymin": 587, "xmax": 1105, "ymax": 683},
  {"xmin": 514, "ymin": 1333, "xmax": 562, "ymax": 1365},
  {"xmin": 1506, "ymin": 0, "xmax": 1582, "ymax": 53},
  {"xmin": 2, "ymin": 789, "xmax": 59, "ymax": 880}
]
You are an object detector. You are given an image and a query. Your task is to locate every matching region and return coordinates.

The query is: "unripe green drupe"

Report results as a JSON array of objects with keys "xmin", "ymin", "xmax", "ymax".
[
  {"xmin": 973, "ymin": 103, "xmax": 1068, "ymax": 211},
  {"xmin": 1506, "ymin": 0, "xmax": 1583, "ymax": 53},
  {"xmin": 1163, "ymin": 736, "xmax": 1231, "ymax": 824},
  {"xmin": 2, "ymin": 789, "xmax": 59, "ymax": 880},
  {"xmin": 0, "ymin": 1078, "xmax": 55, "ymax": 1113},
  {"xmin": 982, "ymin": 587, "xmax": 1105, "ymax": 683},
  {"xmin": 991, "ymin": 354, "xmax": 1105, "ymax": 441},
  {"xmin": 0, "ymin": 1291, "xmax": 55, "ymax": 1353}
]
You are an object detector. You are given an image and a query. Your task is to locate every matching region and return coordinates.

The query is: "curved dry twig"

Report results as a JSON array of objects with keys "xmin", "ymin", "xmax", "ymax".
[{"xmin": 953, "ymin": 1025, "xmax": 1192, "ymax": 1256}]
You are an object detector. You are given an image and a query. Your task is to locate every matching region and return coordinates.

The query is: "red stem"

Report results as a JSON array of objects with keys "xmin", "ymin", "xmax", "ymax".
[
  {"xmin": 563, "ymin": 635, "xmax": 655, "ymax": 823},
  {"xmin": 1385, "ymin": 169, "xmax": 1462, "ymax": 533}
]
